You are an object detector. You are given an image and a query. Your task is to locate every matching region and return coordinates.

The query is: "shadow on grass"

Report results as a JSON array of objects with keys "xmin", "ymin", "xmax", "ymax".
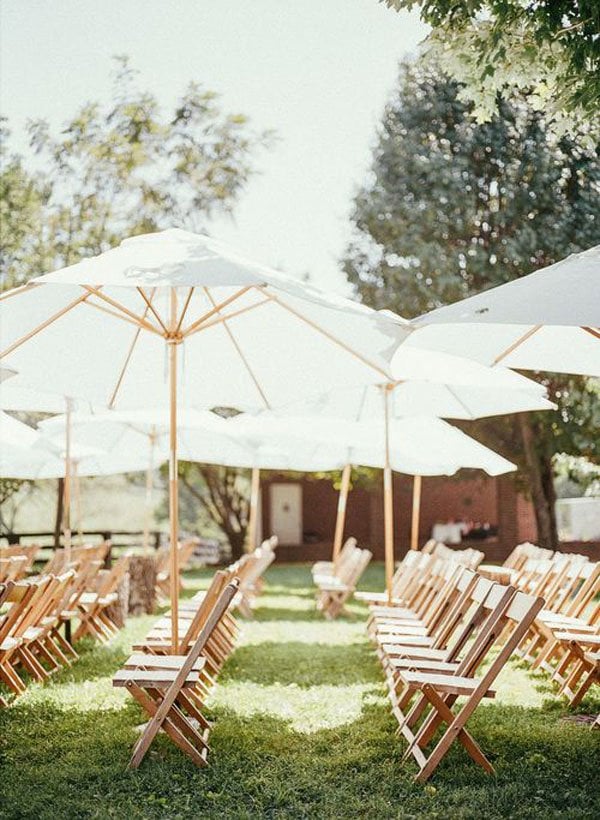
[
  {"xmin": 1, "ymin": 691, "xmax": 599, "ymax": 820},
  {"xmin": 220, "ymin": 641, "xmax": 382, "ymax": 687}
]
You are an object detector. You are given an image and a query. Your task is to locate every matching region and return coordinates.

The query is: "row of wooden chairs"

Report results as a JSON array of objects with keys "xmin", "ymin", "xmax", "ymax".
[
  {"xmin": 508, "ymin": 550, "xmax": 600, "ymax": 713},
  {"xmin": 366, "ymin": 553, "xmax": 545, "ymax": 781},
  {"xmin": 0, "ymin": 544, "xmax": 41, "ymax": 582},
  {"xmin": 355, "ymin": 541, "xmax": 484, "ymax": 609},
  {"xmin": 110, "ymin": 537, "xmax": 280, "ymax": 767},
  {"xmin": 228, "ymin": 536, "xmax": 277, "ymax": 617},
  {"xmin": 312, "ymin": 538, "xmax": 373, "ymax": 619},
  {"xmin": 0, "ymin": 547, "xmax": 131, "ymax": 706},
  {"xmin": 155, "ymin": 539, "xmax": 199, "ymax": 602},
  {"xmin": 113, "ymin": 568, "xmax": 241, "ymax": 768}
]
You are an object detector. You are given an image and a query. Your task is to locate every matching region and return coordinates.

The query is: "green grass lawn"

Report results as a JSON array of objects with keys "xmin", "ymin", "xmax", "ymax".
[{"xmin": 1, "ymin": 563, "xmax": 599, "ymax": 819}]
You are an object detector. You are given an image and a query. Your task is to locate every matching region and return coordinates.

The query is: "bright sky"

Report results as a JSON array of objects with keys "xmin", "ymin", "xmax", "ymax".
[{"xmin": 1, "ymin": 1, "xmax": 426, "ymax": 292}]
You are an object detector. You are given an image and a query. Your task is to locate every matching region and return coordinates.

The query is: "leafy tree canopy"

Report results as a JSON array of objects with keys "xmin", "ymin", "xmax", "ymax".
[
  {"xmin": 0, "ymin": 56, "xmax": 271, "ymax": 289},
  {"xmin": 382, "ymin": 1, "xmax": 600, "ymax": 140},
  {"xmin": 344, "ymin": 59, "xmax": 600, "ymax": 547}
]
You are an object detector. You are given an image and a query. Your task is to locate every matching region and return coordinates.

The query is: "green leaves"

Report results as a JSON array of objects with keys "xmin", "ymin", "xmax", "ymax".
[
  {"xmin": 344, "ymin": 59, "xmax": 600, "ymax": 543},
  {"xmin": 381, "ymin": 1, "xmax": 600, "ymax": 137},
  {"xmin": 0, "ymin": 56, "xmax": 271, "ymax": 289}
]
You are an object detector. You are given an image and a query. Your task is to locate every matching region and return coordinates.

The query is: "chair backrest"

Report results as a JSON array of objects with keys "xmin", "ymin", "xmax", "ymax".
[
  {"xmin": 457, "ymin": 585, "xmax": 544, "ymax": 682},
  {"xmin": 179, "ymin": 569, "xmax": 231, "ymax": 653},
  {"xmin": 1, "ymin": 544, "xmax": 40, "ymax": 571},
  {"xmin": 333, "ymin": 537, "xmax": 357, "ymax": 569},
  {"xmin": 241, "ymin": 546, "xmax": 275, "ymax": 590},
  {"xmin": 431, "ymin": 571, "xmax": 491, "ymax": 656},
  {"xmin": 96, "ymin": 553, "xmax": 130, "ymax": 597},
  {"xmin": 0, "ymin": 580, "xmax": 39, "ymax": 644},
  {"xmin": 347, "ymin": 548, "xmax": 372, "ymax": 589},
  {"xmin": 178, "ymin": 539, "xmax": 198, "ymax": 570},
  {"xmin": 0, "ymin": 556, "xmax": 28, "ymax": 582},
  {"xmin": 180, "ymin": 579, "xmax": 240, "ymax": 671},
  {"xmin": 562, "ymin": 561, "xmax": 600, "ymax": 620},
  {"xmin": 12, "ymin": 575, "xmax": 58, "ymax": 637}
]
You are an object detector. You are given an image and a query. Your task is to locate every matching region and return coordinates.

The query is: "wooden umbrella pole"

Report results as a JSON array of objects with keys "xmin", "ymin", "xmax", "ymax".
[
  {"xmin": 410, "ymin": 474, "xmax": 422, "ymax": 551},
  {"xmin": 168, "ymin": 291, "xmax": 179, "ymax": 652},
  {"xmin": 383, "ymin": 385, "xmax": 394, "ymax": 602},
  {"xmin": 332, "ymin": 463, "xmax": 351, "ymax": 563},
  {"xmin": 246, "ymin": 466, "xmax": 260, "ymax": 551},
  {"xmin": 73, "ymin": 460, "xmax": 84, "ymax": 545},
  {"xmin": 63, "ymin": 397, "xmax": 73, "ymax": 558},
  {"xmin": 142, "ymin": 428, "xmax": 156, "ymax": 555}
]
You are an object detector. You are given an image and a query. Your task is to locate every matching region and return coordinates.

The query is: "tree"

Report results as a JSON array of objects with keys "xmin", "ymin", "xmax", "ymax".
[
  {"xmin": 382, "ymin": 1, "xmax": 600, "ymax": 139},
  {"xmin": 1, "ymin": 56, "xmax": 270, "ymax": 289},
  {"xmin": 0, "ymin": 478, "xmax": 32, "ymax": 537},
  {"xmin": 343, "ymin": 59, "xmax": 600, "ymax": 548},
  {"xmin": 0, "ymin": 57, "xmax": 271, "ymax": 554},
  {"xmin": 179, "ymin": 463, "xmax": 251, "ymax": 561}
]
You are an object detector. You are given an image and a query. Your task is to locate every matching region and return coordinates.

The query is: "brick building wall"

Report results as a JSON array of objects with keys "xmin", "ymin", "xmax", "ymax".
[{"xmin": 261, "ymin": 471, "xmax": 600, "ymax": 563}]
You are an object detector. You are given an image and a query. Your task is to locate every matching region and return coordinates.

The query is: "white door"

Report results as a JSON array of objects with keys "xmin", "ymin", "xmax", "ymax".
[{"xmin": 270, "ymin": 483, "xmax": 302, "ymax": 546}]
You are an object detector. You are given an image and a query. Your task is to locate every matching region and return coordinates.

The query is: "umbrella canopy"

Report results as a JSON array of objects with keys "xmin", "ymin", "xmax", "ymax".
[
  {"xmin": 228, "ymin": 413, "xmax": 516, "ymax": 477},
  {"xmin": 258, "ymin": 352, "xmax": 549, "ymax": 596},
  {"xmin": 407, "ymin": 245, "xmax": 600, "ymax": 376},
  {"xmin": 0, "ymin": 229, "xmax": 405, "ymax": 411},
  {"xmin": 273, "ymin": 368, "xmax": 553, "ymax": 423},
  {"xmin": 0, "ymin": 410, "xmax": 39, "ymax": 450},
  {"xmin": 0, "ymin": 379, "xmax": 92, "ymax": 414},
  {"xmin": 0, "ymin": 229, "xmax": 410, "ymax": 649}
]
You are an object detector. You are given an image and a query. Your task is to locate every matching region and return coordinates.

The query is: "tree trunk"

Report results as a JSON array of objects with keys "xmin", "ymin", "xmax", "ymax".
[
  {"xmin": 128, "ymin": 555, "xmax": 157, "ymax": 615},
  {"xmin": 104, "ymin": 572, "xmax": 130, "ymax": 629},
  {"xmin": 226, "ymin": 527, "xmax": 246, "ymax": 562},
  {"xmin": 518, "ymin": 415, "xmax": 559, "ymax": 549},
  {"xmin": 54, "ymin": 477, "xmax": 64, "ymax": 549}
]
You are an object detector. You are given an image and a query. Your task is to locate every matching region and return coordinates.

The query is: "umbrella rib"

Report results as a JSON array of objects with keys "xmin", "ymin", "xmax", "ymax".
[
  {"xmin": 136, "ymin": 287, "xmax": 169, "ymax": 335},
  {"xmin": 492, "ymin": 325, "xmax": 542, "ymax": 365},
  {"xmin": 82, "ymin": 298, "xmax": 160, "ymax": 333},
  {"xmin": 81, "ymin": 286, "xmax": 164, "ymax": 337},
  {"xmin": 184, "ymin": 297, "xmax": 271, "ymax": 335},
  {"xmin": 0, "ymin": 292, "xmax": 92, "ymax": 360},
  {"xmin": 446, "ymin": 385, "xmax": 475, "ymax": 419},
  {"xmin": 0, "ymin": 282, "xmax": 41, "ymax": 302},
  {"xmin": 175, "ymin": 287, "xmax": 195, "ymax": 334},
  {"xmin": 108, "ymin": 299, "xmax": 155, "ymax": 409},
  {"xmin": 204, "ymin": 288, "xmax": 271, "ymax": 410},
  {"xmin": 582, "ymin": 326, "xmax": 600, "ymax": 340},
  {"xmin": 259, "ymin": 288, "xmax": 391, "ymax": 379},
  {"xmin": 181, "ymin": 286, "xmax": 253, "ymax": 337}
]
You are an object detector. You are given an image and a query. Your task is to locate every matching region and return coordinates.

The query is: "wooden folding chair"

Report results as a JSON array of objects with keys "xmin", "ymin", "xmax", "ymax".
[
  {"xmin": 73, "ymin": 554, "xmax": 130, "ymax": 643},
  {"xmin": 113, "ymin": 578, "xmax": 239, "ymax": 769},
  {"xmin": 1, "ymin": 544, "xmax": 40, "ymax": 574},
  {"xmin": 382, "ymin": 576, "xmax": 505, "ymax": 717},
  {"xmin": 395, "ymin": 587, "xmax": 544, "ymax": 781},
  {"xmin": 318, "ymin": 548, "xmax": 372, "ymax": 619},
  {"xmin": 233, "ymin": 541, "xmax": 276, "ymax": 617},
  {"xmin": 312, "ymin": 538, "xmax": 357, "ymax": 581},
  {"xmin": 135, "ymin": 569, "xmax": 239, "ymax": 678},
  {"xmin": 0, "ymin": 556, "xmax": 29, "ymax": 583}
]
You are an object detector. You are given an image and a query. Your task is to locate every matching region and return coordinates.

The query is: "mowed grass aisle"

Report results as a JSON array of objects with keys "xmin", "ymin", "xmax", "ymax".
[{"xmin": 1, "ymin": 564, "xmax": 599, "ymax": 819}]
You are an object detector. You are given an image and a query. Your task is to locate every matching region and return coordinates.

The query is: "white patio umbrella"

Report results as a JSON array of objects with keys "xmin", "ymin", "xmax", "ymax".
[
  {"xmin": 227, "ymin": 411, "xmax": 516, "ymax": 564},
  {"xmin": 39, "ymin": 408, "xmax": 291, "ymax": 552},
  {"xmin": 406, "ymin": 244, "xmax": 600, "ymax": 376},
  {"xmin": 0, "ymin": 229, "xmax": 408, "ymax": 647},
  {"xmin": 260, "ymin": 355, "xmax": 551, "ymax": 597},
  {"xmin": 0, "ymin": 379, "xmax": 97, "ymax": 550}
]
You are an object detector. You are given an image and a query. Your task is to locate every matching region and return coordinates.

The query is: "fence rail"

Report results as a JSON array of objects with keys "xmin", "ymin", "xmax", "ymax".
[{"xmin": 0, "ymin": 530, "xmax": 162, "ymax": 549}]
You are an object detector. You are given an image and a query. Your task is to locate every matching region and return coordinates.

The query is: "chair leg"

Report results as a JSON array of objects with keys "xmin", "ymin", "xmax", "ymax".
[
  {"xmin": 127, "ymin": 684, "xmax": 208, "ymax": 769},
  {"xmin": 413, "ymin": 685, "xmax": 494, "ymax": 782}
]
